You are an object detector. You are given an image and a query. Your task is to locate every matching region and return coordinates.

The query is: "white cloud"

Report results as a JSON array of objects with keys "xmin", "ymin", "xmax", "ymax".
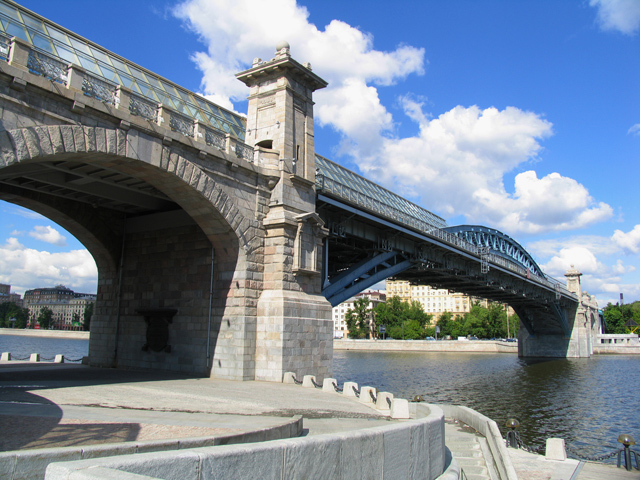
[
  {"xmin": 174, "ymin": 0, "xmax": 612, "ymax": 237},
  {"xmin": 0, "ymin": 238, "xmax": 97, "ymax": 295},
  {"xmin": 612, "ymin": 225, "xmax": 640, "ymax": 253},
  {"xmin": 590, "ymin": 0, "xmax": 640, "ymax": 35},
  {"xmin": 628, "ymin": 124, "xmax": 640, "ymax": 136},
  {"xmin": 358, "ymin": 103, "xmax": 612, "ymax": 234},
  {"xmin": 29, "ymin": 226, "xmax": 67, "ymax": 247},
  {"xmin": 174, "ymin": 0, "xmax": 424, "ymax": 142}
]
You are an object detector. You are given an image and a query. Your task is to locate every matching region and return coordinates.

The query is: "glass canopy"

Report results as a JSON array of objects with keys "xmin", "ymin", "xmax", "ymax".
[{"xmin": 0, "ymin": 0, "xmax": 246, "ymax": 140}]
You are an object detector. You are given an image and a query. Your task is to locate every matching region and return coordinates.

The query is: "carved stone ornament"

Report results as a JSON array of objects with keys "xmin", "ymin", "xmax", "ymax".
[{"xmin": 136, "ymin": 308, "xmax": 177, "ymax": 353}]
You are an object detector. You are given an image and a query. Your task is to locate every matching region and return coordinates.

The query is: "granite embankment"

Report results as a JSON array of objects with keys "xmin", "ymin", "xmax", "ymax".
[
  {"xmin": 0, "ymin": 328, "xmax": 89, "ymax": 340},
  {"xmin": 334, "ymin": 338, "xmax": 519, "ymax": 354}
]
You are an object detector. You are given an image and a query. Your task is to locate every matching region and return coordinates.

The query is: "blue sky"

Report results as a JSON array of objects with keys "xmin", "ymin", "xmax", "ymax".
[{"xmin": 1, "ymin": 0, "xmax": 639, "ymax": 307}]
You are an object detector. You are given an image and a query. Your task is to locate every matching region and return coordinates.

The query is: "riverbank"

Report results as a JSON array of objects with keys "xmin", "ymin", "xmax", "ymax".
[
  {"xmin": 0, "ymin": 328, "xmax": 89, "ymax": 340},
  {"xmin": 334, "ymin": 338, "xmax": 518, "ymax": 354}
]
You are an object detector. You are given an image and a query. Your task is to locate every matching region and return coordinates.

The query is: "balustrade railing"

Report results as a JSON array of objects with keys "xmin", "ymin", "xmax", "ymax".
[
  {"xmin": 82, "ymin": 72, "xmax": 118, "ymax": 105},
  {"xmin": 0, "ymin": 36, "xmax": 261, "ymax": 164},
  {"xmin": 27, "ymin": 48, "xmax": 67, "ymax": 84}
]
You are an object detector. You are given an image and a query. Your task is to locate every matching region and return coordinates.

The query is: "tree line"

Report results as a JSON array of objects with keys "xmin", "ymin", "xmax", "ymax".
[
  {"xmin": 344, "ymin": 296, "xmax": 519, "ymax": 339},
  {"xmin": 602, "ymin": 301, "xmax": 640, "ymax": 334},
  {"xmin": 0, "ymin": 302, "xmax": 93, "ymax": 331}
]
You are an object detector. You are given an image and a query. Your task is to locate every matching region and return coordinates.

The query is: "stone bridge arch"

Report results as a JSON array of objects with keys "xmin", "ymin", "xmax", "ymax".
[{"xmin": 0, "ymin": 125, "xmax": 264, "ymax": 379}]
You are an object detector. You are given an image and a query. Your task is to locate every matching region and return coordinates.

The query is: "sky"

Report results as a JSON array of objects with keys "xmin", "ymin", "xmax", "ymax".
[{"xmin": 1, "ymin": 0, "xmax": 639, "ymax": 307}]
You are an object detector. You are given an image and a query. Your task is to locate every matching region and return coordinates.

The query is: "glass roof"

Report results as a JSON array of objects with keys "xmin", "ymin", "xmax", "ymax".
[
  {"xmin": 316, "ymin": 154, "xmax": 448, "ymax": 231},
  {"xmin": 0, "ymin": 0, "xmax": 246, "ymax": 141}
]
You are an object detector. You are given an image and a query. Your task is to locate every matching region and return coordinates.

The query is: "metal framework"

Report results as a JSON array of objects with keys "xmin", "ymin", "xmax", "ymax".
[{"xmin": 443, "ymin": 225, "xmax": 544, "ymax": 277}]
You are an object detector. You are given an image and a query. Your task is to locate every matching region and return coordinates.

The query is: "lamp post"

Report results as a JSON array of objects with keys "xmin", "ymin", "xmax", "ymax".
[
  {"xmin": 617, "ymin": 434, "xmax": 639, "ymax": 471},
  {"xmin": 505, "ymin": 418, "xmax": 520, "ymax": 448}
]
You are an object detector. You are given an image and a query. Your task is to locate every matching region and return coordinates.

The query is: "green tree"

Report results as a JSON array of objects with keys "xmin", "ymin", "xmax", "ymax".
[
  {"xmin": 83, "ymin": 303, "xmax": 94, "ymax": 331},
  {"xmin": 603, "ymin": 302, "xmax": 640, "ymax": 334},
  {"xmin": 345, "ymin": 297, "xmax": 372, "ymax": 339},
  {"xmin": 374, "ymin": 297, "xmax": 434, "ymax": 339},
  {"xmin": 37, "ymin": 307, "xmax": 54, "ymax": 330},
  {"xmin": 0, "ymin": 302, "xmax": 28, "ymax": 329}
]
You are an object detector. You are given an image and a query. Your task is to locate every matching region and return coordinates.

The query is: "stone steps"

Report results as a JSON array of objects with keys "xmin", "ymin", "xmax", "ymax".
[{"xmin": 445, "ymin": 420, "xmax": 493, "ymax": 480}]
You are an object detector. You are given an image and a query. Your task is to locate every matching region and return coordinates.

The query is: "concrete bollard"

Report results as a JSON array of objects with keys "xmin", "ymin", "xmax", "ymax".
[
  {"xmin": 54, "ymin": 354, "xmax": 64, "ymax": 363},
  {"xmin": 282, "ymin": 372, "xmax": 297, "ymax": 384},
  {"xmin": 343, "ymin": 381, "xmax": 359, "ymax": 397},
  {"xmin": 359, "ymin": 386, "xmax": 375, "ymax": 404},
  {"xmin": 390, "ymin": 398, "xmax": 411, "ymax": 419},
  {"xmin": 302, "ymin": 375, "xmax": 317, "ymax": 388},
  {"xmin": 545, "ymin": 438, "xmax": 567, "ymax": 461},
  {"xmin": 322, "ymin": 378, "xmax": 339, "ymax": 393},
  {"xmin": 0, "ymin": 352, "xmax": 10, "ymax": 361},
  {"xmin": 376, "ymin": 392, "xmax": 394, "ymax": 410},
  {"xmin": 29, "ymin": 353, "xmax": 40, "ymax": 362}
]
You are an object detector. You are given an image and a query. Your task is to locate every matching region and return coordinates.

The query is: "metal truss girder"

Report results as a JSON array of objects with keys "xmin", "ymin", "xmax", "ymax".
[
  {"xmin": 324, "ymin": 252, "xmax": 412, "ymax": 307},
  {"xmin": 323, "ymin": 250, "xmax": 397, "ymax": 298},
  {"xmin": 443, "ymin": 225, "xmax": 543, "ymax": 277}
]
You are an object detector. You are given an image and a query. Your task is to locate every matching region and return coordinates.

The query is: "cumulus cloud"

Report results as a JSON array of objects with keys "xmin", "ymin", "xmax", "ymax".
[
  {"xmin": 360, "ymin": 102, "xmax": 612, "ymax": 234},
  {"xmin": 29, "ymin": 226, "xmax": 67, "ymax": 247},
  {"xmin": 612, "ymin": 225, "xmax": 640, "ymax": 253},
  {"xmin": 174, "ymin": 0, "xmax": 612, "ymax": 236},
  {"xmin": 590, "ymin": 0, "xmax": 640, "ymax": 35},
  {"xmin": 174, "ymin": 0, "xmax": 424, "ymax": 133},
  {"xmin": 0, "ymin": 238, "xmax": 97, "ymax": 295}
]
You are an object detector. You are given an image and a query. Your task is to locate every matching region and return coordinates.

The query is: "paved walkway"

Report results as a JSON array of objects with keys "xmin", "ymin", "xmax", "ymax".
[{"xmin": 1, "ymin": 362, "xmax": 638, "ymax": 479}]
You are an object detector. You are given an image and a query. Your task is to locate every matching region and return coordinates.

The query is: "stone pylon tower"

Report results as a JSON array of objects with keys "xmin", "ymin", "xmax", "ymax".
[{"xmin": 236, "ymin": 43, "xmax": 333, "ymax": 381}]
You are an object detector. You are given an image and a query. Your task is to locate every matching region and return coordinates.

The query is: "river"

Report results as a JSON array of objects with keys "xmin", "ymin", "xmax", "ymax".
[
  {"xmin": 1, "ymin": 334, "xmax": 638, "ymax": 462},
  {"xmin": 333, "ymin": 349, "xmax": 640, "ymax": 462}
]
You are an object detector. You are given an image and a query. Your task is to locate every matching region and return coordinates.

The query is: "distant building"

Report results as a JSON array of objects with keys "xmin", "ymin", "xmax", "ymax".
[
  {"xmin": 386, "ymin": 280, "xmax": 473, "ymax": 320},
  {"xmin": 0, "ymin": 284, "xmax": 23, "ymax": 307},
  {"xmin": 24, "ymin": 285, "xmax": 95, "ymax": 328},
  {"xmin": 332, "ymin": 290, "xmax": 386, "ymax": 338}
]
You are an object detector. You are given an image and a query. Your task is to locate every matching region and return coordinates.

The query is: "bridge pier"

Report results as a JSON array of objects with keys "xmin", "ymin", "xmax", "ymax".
[{"xmin": 518, "ymin": 266, "xmax": 596, "ymax": 358}]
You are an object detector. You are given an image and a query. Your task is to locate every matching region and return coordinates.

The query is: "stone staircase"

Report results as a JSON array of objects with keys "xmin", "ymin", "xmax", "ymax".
[{"xmin": 445, "ymin": 419, "xmax": 496, "ymax": 480}]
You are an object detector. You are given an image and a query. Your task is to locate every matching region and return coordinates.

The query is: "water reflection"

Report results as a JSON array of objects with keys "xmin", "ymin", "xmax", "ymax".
[{"xmin": 333, "ymin": 350, "xmax": 640, "ymax": 460}]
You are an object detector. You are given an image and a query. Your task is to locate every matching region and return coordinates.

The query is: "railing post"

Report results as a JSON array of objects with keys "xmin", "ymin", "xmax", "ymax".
[
  {"xmin": 7, "ymin": 36, "xmax": 30, "ymax": 71},
  {"xmin": 66, "ymin": 64, "xmax": 85, "ymax": 92},
  {"xmin": 115, "ymin": 85, "xmax": 131, "ymax": 112},
  {"xmin": 157, "ymin": 104, "xmax": 170, "ymax": 129},
  {"xmin": 224, "ymin": 133, "xmax": 232, "ymax": 155}
]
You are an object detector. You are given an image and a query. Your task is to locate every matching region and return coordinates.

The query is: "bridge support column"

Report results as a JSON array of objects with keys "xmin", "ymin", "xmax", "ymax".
[
  {"xmin": 518, "ymin": 266, "xmax": 594, "ymax": 358},
  {"xmin": 237, "ymin": 45, "xmax": 333, "ymax": 381}
]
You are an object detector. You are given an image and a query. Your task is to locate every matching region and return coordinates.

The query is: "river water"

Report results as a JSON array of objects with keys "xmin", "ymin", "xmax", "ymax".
[
  {"xmin": 2, "ymin": 334, "xmax": 638, "ymax": 462},
  {"xmin": 333, "ymin": 350, "xmax": 640, "ymax": 462}
]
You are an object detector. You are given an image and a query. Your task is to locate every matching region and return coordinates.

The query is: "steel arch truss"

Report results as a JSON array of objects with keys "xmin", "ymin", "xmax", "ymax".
[
  {"xmin": 322, "ymin": 251, "xmax": 412, "ymax": 307},
  {"xmin": 444, "ymin": 225, "xmax": 543, "ymax": 277}
]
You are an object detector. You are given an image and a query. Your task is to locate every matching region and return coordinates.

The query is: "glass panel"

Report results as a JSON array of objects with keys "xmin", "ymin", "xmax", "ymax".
[
  {"xmin": 21, "ymin": 12, "xmax": 46, "ymax": 34},
  {"xmin": 0, "ymin": 4, "xmax": 18, "ymax": 20},
  {"xmin": 69, "ymin": 36, "xmax": 91, "ymax": 55},
  {"xmin": 32, "ymin": 33, "xmax": 54, "ymax": 53},
  {"xmin": 5, "ymin": 22, "xmax": 29, "ymax": 42},
  {"xmin": 78, "ymin": 54, "xmax": 101, "ymax": 75},
  {"xmin": 109, "ymin": 57, "xmax": 130, "ymax": 75},
  {"xmin": 160, "ymin": 81, "xmax": 179, "ymax": 97},
  {"xmin": 46, "ymin": 26, "xmax": 71, "ymax": 46},
  {"xmin": 89, "ymin": 46, "xmax": 110, "ymax": 65},
  {"xmin": 119, "ymin": 73, "xmax": 134, "ymax": 89},
  {"xmin": 146, "ymin": 75, "xmax": 161, "ymax": 89},
  {"xmin": 177, "ymin": 89, "xmax": 191, "ymax": 102},
  {"xmin": 98, "ymin": 64, "xmax": 119, "ymax": 82},
  {"xmin": 128, "ymin": 66, "xmax": 147, "ymax": 82}
]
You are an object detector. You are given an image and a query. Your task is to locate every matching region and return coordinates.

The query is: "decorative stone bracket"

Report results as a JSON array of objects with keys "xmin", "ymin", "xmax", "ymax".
[
  {"xmin": 293, "ymin": 212, "xmax": 328, "ymax": 275},
  {"xmin": 136, "ymin": 308, "xmax": 177, "ymax": 353}
]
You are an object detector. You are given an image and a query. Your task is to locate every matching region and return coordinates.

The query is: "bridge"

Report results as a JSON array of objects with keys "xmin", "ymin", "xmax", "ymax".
[{"xmin": 0, "ymin": 1, "xmax": 598, "ymax": 381}]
